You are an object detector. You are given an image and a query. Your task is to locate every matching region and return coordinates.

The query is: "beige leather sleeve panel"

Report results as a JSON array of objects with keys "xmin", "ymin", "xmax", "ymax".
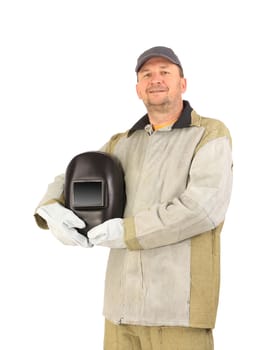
[
  {"xmin": 124, "ymin": 217, "xmax": 143, "ymax": 250},
  {"xmin": 100, "ymin": 131, "xmax": 129, "ymax": 154}
]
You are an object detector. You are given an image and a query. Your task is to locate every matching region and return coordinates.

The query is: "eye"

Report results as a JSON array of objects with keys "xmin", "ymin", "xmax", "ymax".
[
  {"xmin": 143, "ymin": 72, "xmax": 151, "ymax": 79},
  {"xmin": 161, "ymin": 70, "xmax": 170, "ymax": 75}
]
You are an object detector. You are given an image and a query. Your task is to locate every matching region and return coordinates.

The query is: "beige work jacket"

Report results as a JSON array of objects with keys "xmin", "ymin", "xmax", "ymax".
[{"xmin": 35, "ymin": 100, "xmax": 233, "ymax": 329}]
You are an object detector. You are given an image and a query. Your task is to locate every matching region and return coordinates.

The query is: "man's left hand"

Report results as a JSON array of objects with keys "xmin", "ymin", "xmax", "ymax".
[{"xmin": 87, "ymin": 218, "xmax": 126, "ymax": 248}]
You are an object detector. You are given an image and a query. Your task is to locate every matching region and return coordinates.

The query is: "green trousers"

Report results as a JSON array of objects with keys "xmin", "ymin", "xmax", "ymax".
[{"xmin": 104, "ymin": 319, "xmax": 214, "ymax": 350}]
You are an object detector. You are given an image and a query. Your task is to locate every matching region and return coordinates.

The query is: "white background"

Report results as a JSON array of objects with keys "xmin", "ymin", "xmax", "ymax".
[{"xmin": 1, "ymin": 0, "xmax": 274, "ymax": 349}]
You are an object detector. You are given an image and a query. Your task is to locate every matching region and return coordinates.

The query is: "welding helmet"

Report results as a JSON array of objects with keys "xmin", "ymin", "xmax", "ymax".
[{"xmin": 64, "ymin": 151, "xmax": 126, "ymax": 235}]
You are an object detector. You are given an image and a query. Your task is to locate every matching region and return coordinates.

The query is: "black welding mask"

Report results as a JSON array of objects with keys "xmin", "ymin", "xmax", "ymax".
[{"xmin": 64, "ymin": 151, "xmax": 126, "ymax": 235}]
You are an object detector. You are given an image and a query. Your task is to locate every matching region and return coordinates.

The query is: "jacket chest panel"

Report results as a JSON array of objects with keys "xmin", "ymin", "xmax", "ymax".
[{"xmin": 116, "ymin": 128, "xmax": 204, "ymax": 216}]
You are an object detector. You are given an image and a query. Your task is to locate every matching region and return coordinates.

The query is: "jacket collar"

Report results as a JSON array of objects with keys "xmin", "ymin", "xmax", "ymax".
[{"xmin": 127, "ymin": 100, "xmax": 192, "ymax": 137}]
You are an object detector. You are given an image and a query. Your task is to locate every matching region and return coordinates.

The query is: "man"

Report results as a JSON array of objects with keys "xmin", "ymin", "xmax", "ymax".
[{"xmin": 35, "ymin": 46, "xmax": 233, "ymax": 349}]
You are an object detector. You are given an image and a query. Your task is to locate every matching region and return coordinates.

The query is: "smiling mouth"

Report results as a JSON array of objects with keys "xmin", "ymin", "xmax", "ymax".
[{"xmin": 148, "ymin": 89, "xmax": 167, "ymax": 93}]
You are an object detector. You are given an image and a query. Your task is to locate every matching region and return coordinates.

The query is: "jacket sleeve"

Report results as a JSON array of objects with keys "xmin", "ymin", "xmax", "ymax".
[
  {"xmin": 124, "ymin": 135, "xmax": 233, "ymax": 250},
  {"xmin": 34, "ymin": 174, "xmax": 65, "ymax": 229}
]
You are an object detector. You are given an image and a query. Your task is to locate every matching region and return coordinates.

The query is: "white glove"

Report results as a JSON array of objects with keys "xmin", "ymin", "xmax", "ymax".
[
  {"xmin": 37, "ymin": 202, "xmax": 92, "ymax": 247},
  {"xmin": 87, "ymin": 218, "xmax": 126, "ymax": 248}
]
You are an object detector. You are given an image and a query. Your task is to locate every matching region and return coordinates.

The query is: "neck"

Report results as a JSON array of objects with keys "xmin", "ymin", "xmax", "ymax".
[{"xmin": 147, "ymin": 100, "xmax": 183, "ymax": 126}]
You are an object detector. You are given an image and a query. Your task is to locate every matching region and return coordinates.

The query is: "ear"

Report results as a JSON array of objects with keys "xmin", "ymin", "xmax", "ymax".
[{"xmin": 181, "ymin": 78, "xmax": 187, "ymax": 94}]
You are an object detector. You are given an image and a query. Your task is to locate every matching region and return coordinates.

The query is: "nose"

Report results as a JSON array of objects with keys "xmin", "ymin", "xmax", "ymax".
[{"xmin": 150, "ymin": 72, "xmax": 162, "ymax": 84}]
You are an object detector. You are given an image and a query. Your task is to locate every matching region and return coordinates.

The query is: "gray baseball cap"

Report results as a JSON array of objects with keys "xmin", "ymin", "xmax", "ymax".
[{"xmin": 135, "ymin": 46, "xmax": 183, "ymax": 73}]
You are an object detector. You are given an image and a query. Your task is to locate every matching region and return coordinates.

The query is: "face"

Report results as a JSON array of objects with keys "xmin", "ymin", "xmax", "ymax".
[{"xmin": 136, "ymin": 57, "xmax": 186, "ymax": 111}]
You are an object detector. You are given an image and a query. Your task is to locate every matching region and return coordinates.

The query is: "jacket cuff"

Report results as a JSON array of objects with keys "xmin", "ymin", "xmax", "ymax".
[
  {"xmin": 124, "ymin": 217, "xmax": 143, "ymax": 250},
  {"xmin": 34, "ymin": 213, "xmax": 48, "ymax": 229}
]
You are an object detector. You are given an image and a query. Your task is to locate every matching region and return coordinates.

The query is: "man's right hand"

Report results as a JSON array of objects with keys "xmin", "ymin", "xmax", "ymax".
[{"xmin": 37, "ymin": 202, "xmax": 92, "ymax": 247}]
